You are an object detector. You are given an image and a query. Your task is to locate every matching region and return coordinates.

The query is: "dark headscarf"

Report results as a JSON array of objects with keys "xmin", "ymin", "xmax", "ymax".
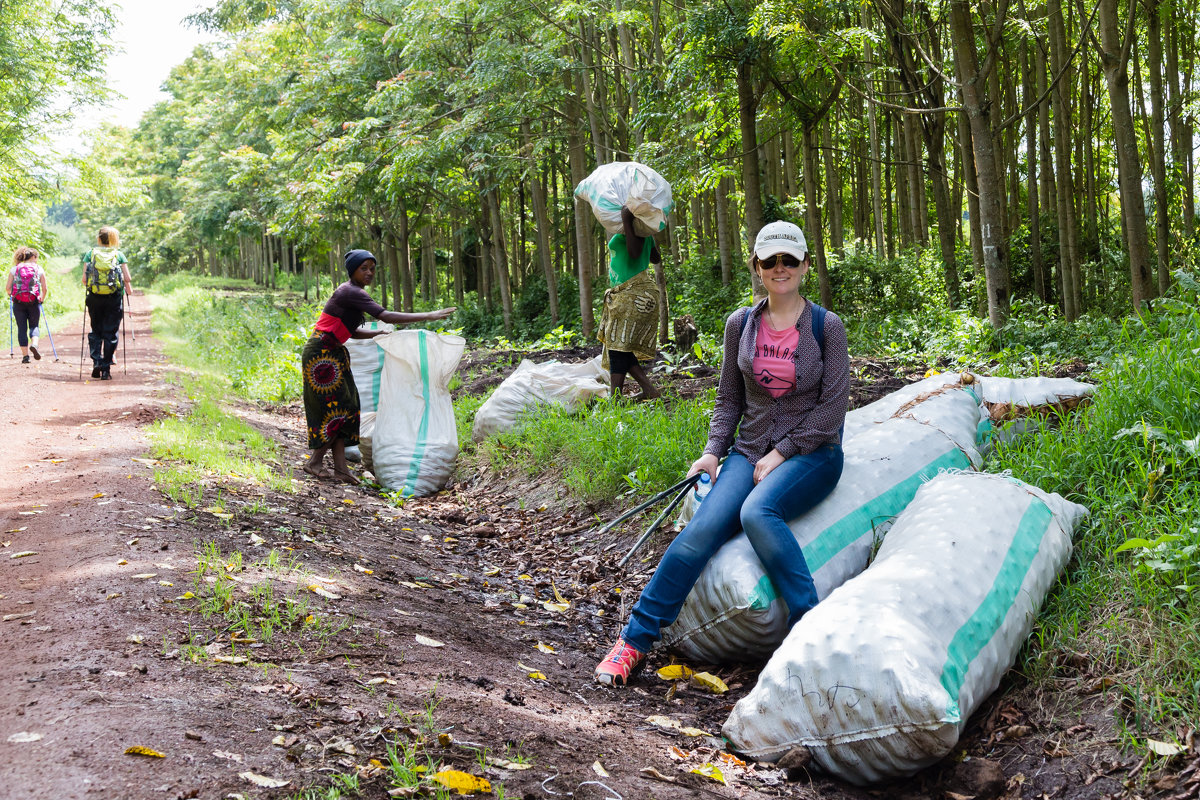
[{"xmin": 344, "ymin": 249, "xmax": 377, "ymax": 278}]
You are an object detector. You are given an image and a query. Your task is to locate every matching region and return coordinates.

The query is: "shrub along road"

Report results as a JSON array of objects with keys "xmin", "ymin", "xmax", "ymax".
[{"xmin": 0, "ymin": 297, "xmax": 1155, "ymax": 799}]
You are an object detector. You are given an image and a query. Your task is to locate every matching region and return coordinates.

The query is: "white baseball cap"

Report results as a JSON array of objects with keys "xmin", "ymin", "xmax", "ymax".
[{"xmin": 753, "ymin": 221, "xmax": 808, "ymax": 261}]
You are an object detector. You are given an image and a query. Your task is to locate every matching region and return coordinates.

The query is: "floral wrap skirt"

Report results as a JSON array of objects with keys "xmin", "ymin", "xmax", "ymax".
[
  {"xmin": 302, "ymin": 335, "xmax": 361, "ymax": 449},
  {"xmin": 597, "ymin": 269, "xmax": 659, "ymax": 370}
]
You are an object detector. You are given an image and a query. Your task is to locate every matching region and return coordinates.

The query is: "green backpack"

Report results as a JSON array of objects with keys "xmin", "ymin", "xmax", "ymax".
[{"xmin": 85, "ymin": 248, "xmax": 124, "ymax": 295}]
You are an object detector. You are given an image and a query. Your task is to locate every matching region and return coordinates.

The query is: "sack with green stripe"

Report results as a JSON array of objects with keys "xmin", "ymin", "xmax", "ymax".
[
  {"xmin": 371, "ymin": 330, "xmax": 465, "ymax": 497},
  {"xmin": 472, "ymin": 356, "xmax": 609, "ymax": 442},
  {"xmin": 344, "ymin": 322, "xmax": 392, "ymax": 465},
  {"xmin": 662, "ymin": 384, "xmax": 985, "ymax": 663},
  {"xmin": 723, "ymin": 471, "xmax": 1086, "ymax": 784},
  {"xmin": 574, "ymin": 161, "xmax": 674, "ymax": 236}
]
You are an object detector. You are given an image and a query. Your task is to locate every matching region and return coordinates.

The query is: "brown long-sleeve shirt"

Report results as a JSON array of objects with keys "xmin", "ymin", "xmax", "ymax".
[{"xmin": 703, "ymin": 298, "xmax": 850, "ymax": 464}]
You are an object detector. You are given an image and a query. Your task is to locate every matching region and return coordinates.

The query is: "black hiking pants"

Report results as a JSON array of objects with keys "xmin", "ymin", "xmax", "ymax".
[
  {"xmin": 85, "ymin": 291, "xmax": 123, "ymax": 368},
  {"xmin": 12, "ymin": 300, "xmax": 40, "ymax": 347}
]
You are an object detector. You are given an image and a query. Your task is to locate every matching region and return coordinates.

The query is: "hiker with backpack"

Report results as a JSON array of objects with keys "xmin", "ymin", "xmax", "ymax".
[
  {"xmin": 6, "ymin": 247, "xmax": 49, "ymax": 363},
  {"xmin": 594, "ymin": 221, "xmax": 850, "ymax": 686},
  {"xmin": 81, "ymin": 226, "xmax": 132, "ymax": 380}
]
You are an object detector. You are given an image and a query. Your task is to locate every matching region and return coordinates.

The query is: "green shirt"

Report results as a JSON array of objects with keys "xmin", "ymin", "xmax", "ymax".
[{"xmin": 608, "ymin": 234, "xmax": 652, "ymax": 287}]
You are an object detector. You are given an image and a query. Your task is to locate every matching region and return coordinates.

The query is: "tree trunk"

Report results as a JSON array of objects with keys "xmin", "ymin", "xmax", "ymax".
[
  {"xmin": 1022, "ymin": 42, "xmax": 1046, "ymax": 303},
  {"xmin": 1096, "ymin": 0, "xmax": 1154, "ymax": 311},
  {"xmin": 1049, "ymin": 0, "xmax": 1080, "ymax": 318},
  {"xmin": 822, "ymin": 118, "xmax": 844, "ymax": 253},
  {"xmin": 1165, "ymin": 3, "xmax": 1193, "ymax": 238},
  {"xmin": 802, "ymin": 125, "xmax": 833, "ymax": 309},
  {"xmin": 1146, "ymin": 0, "xmax": 1171, "ymax": 294},
  {"xmin": 949, "ymin": 0, "xmax": 1009, "ymax": 327},
  {"xmin": 736, "ymin": 58, "xmax": 767, "ymax": 301},
  {"xmin": 866, "ymin": 46, "xmax": 886, "ymax": 258},
  {"xmin": 716, "ymin": 173, "xmax": 734, "ymax": 285},
  {"xmin": 957, "ymin": 78, "xmax": 986, "ymax": 316},
  {"xmin": 484, "ymin": 184, "xmax": 514, "ymax": 335}
]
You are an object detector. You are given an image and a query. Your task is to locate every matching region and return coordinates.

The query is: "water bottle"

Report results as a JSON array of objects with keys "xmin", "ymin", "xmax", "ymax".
[{"xmin": 694, "ymin": 472, "xmax": 712, "ymax": 507}]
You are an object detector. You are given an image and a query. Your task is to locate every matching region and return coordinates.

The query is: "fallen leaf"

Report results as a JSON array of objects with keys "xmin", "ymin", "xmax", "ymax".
[
  {"xmin": 131, "ymin": 573, "xmax": 157, "ymax": 580},
  {"xmin": 645, "ymin": 715, "xmax": 709, "ymax": 737},
  {"xmin": 527, "ymin": 671, "xmax": 547, "ymax": 680},
  {"xmin": 353, "ymin": 564, "xmax": 373, "ymax": 574},
  {"xmin": 639, "ymin": 766, "xmax": 678, "ymax": 783},
  {"xmin": 1148, "ymin": 739, "xmax": 1186, "ymax": 756},
  {"xmin": 239, "ymin": 771, "xmax": 289, "ymax": 789},
  {"xmin": 158, "ymin": 581, "xmax": 174, "ymax": 587},
  {"xmin": 127, "ymin": 635, "xmax": 144, "ymax": 644},
  {"xmin": 592, "ymin": 761, "xmax": 610, "ymax": 777},
  {"xmin": 249, "ymin": 533, "xmax": 265, "ymax": 546},
  {"xmin": 536, "ymin": 642, "xmax": 555, "ymax": 653},
  {"xmin": 93, "ymin": 493, "xmax": 105, "ymax": 499},
  {"xmin": 482, "ymin": 567, "xmax": 500, "ymax": 577},
  {"xmin": 308, "ymin": 585, "xmax": 341, "ymax": 600},
  {"xmin": 656, "ymin": 665, "xmax": 695, "ymax": 681},
  {"xmin": 542, "ymin": 601, "xmax": 569, "ymax": 612},
  {"xmin": 517, "ymin": 574, "xmax": 533, "ymax": 581},
  {"xmin": 431, "ymin": 769, "xmax": 491, "ymax": 795},
  {"xmin": 690, "ymin": 672, "xmax": 729, "ymax": 694},
  {"xmin": 415, "ymin": 634, "xmax": 444, "ymax": 648},
  {"xmin": 178, "ymin": 592, "xmax": 195, "ymax": 600},
  {"xmin": 213, "ymin": 750, "xmax": 244, "ymax": 762},
  {"xmin": 117, "ymin": 559, "xmax": 128, "ymax": 566},
  {"xmin": 3, "ymin": 612, "xmax": 36, "ymax": 622},
  {"xmin": 342, "ymin": 499, "xmax": 355, "ymax": 505},
  {"xmin": 125, "ymin": 746, "xmax": 165, "ymax": 758},
  {"xmin": 7, "ymin": 732, "xmax": 43, "ymax": 743},
  {"xmin": 485, "ymin": 757, "xmax": 533, "ymax": 771},
  {"xmin": 552, "ymin": 583, "xmax": 568, "ymax": 604},
  {"xmin": 213, "ymin": 655, "xmax": 249, "ymax": 665},
  {"xmin": 691, "ymin": 763, "xmax": 726, "ymax": 784},
  {"xmin": 9, "ymin": 551, "xmax": 38, "ymax": 559}
]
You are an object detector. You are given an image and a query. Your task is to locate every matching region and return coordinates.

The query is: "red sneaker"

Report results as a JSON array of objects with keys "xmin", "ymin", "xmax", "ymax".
[{"xmin": 594, "ymin": 638, "xmax": 645, "ymax": 686}]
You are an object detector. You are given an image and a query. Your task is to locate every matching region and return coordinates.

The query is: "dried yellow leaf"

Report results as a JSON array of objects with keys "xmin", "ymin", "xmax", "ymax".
[
  {"xmin": 92, "ymin": 493, "xmax": 105, "ymax": 499},
  {"xmin": 117, "ymin": 559, "xmax": 128, "ymax": 566},
  {"xmin": 353, "ymin": 564, "xmax": 373, "ymax": 574},
  {"xmin": 517, "ymin": 574, "xmax": 533, "ymax": 581},
  {"xmin": 691, "ymin": 763, "xmax": 726, "ymax": 784},
  {"xmin": 213, "ymin": 655, "xmax": 248, "ymax": 665},
  {"xmin": 536, "ymin": 642, "xmax": 555, "ymax": 653},
  {"xmin": 542, "ymin": 601, "xmax": 569, "ymax": 613},
  {"xmin": 528, "ymin": 671, "xmax": 547, "ymax": 680},
  {"xmin": 551, "ymin": 583, "xmax": 568, "ymax": 604},
  {"xmin": 689, "ymin": 672, "xmax": 729, "ymax": 694},
  {"xmin": 158, "ymin": 581, "xmax": 173, "ymax": 587},
  {"xmin": 415, "ymin": 634, "xmax": 444, "ymax": 648},
  {"xmin": 124, "ymin": 746, "xmax": 165, "ymax": 758},
  {"xmin": 342, "ymin": 499, "xmax": 355, "ymax": 505},
  {"xmin": 9, "ymin": 551, "xmax": 38, "ymax": 559},
  {"xmin": 431, "ymin": 769, "xmax": 491, "ymax": 795},
  {"xmin": 178, "ymin": 592, "xmax": 195, "ymax": 600},
  {"xmin": 308, "ymin": 585, "xmax": 341, "ymax": 600},
  {"xmin": 655, "ymin": 665, "xmax": 695, "ymax": 681},
  {"xmin": 482, "ymin": 567, "xmax": 500, "ymax": 577},
  {"xmin": 438, "ymin": 733, "xmax": 453, "ymax": 746},
  {"xmin": 592, "ymin": 761, "xmax": 610, "ymax": 777},
  {"xmin": 131, "ymin": 573, "xmax": 157, "ymax": 579}
]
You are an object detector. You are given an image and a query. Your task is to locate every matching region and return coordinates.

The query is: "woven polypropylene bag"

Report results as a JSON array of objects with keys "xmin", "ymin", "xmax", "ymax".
[
  {"xmin": 574, "ymin": 161, "xmax": 674, "ymax": 235},
  {"xmin": 661, "ymin": 385, "xmax": 984, "ymax": 663},
  {"xmin": 723, "ymin": 472, "xmax": 1086, "ymax": 784},
  {"xmin": 370, "ymin": 330, "xmax": 465, "ymax": 497},
  {"xmin": 472, "ymin": 357, "xmax": 609, "ymax": 442}
]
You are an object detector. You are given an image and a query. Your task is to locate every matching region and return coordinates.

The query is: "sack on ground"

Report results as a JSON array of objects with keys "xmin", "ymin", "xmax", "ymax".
[
  {"xmin": 662, "ymin": 385, "xmax": 985, "ymax": 663},
  {"xmin": 472, "ymin": 356, "xmax": 609, "ymax": 442},
  {"xmin": 723, "ymin": 472, "xmax": 1086, "ymax": 784},
  {"xmin": 370, "ymin": 330, "xmax": 465, "ymax": 497},
  {"xmin": 344, "ymin": 322, "xmax": 393, "ymax": 415},
  {"xmin": 575, "ymin": 161, "xmax": 674, "ymax": 236}
]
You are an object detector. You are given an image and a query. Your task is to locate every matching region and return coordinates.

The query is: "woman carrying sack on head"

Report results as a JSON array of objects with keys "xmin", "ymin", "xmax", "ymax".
[
  {"xmin": 302, "ymin": 249, "xmax": 455, "ymax": 484},
  {"xmin": 81, "ymin": 226, "xmax": 132, "ymax": 380},
  {"xmin": 594, "ymin": 221, "xmax": 850, "ymax": 686},
  {"xmin": 597, "ymin": 206, "xmax": 663, "ymax": 401},
  {"xmin": 6, "ymin": 247, "xmax": 49, "ymax": 364}
]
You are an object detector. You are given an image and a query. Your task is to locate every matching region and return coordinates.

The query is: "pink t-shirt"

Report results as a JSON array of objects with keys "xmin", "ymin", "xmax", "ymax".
[{"xmin": 753, "ymin": 319, "xmax": 800, "ymax": 398}]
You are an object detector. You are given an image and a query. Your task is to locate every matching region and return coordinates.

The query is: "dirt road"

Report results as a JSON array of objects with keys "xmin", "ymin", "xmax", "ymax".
[{"xmin": 0, "ymin": 298, "xmax": 1141, "ymax": 800}]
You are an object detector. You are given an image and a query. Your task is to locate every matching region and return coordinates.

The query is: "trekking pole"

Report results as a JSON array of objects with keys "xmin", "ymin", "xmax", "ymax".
[
  {"xmin": 127, "ymin": 293, "xmax": 136, "ymax": 343},
  {"xmin": 8, "ymin": 300, "xmax": 12, "ymax": 358},
  {"xmin": 618, "ymin": 475, "xmax": 703, "ymax": 569},
  {"xmin": 79, "ymin": 303, "xmax": 87, "ymax": 380},
  {"xmin": 39, "ymin": 304, "xmax": 60, "ymax": 362},
  {"xmin": 592, "ymin": 473, "xmax": 702, "ymax": 541},
  {"xmin": 121, "ymin": 303, "xmax": 127, "ymax": 376}
]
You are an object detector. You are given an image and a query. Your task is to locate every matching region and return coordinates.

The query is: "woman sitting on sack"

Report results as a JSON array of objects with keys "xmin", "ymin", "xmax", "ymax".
[
  {"xmin": 595, "ymin": 221, "xmax": 850, "ymax": 685},
  {"xmin": 597, "ymin": 206, "xmax": 662, "ymax": 401}
]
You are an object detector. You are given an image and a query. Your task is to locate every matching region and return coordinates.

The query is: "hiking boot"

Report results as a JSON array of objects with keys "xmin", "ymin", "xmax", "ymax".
[
  {"xmin": 594, "ymin": 637, "xmax": 645, "ymax": 686},
  {"xmin": 91, "ymin": 365, "xmax": 101, "ymax": 378},
  {"xmin": 100, "ymin": 368, "xmax": 112, "ymax": 381},
  {"xmin": 29, "ymin": 345, "xmax": 40, "ymax": 360},
  {"xmin": 21, "ymin": 355, "xmax": 30, "ymax": 364}
]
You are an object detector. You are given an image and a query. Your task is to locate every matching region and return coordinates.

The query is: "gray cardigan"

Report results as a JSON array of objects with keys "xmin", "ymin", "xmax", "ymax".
[{"xmin": 703, "ymin": 298, "xmax": 850, "ymax": 464}]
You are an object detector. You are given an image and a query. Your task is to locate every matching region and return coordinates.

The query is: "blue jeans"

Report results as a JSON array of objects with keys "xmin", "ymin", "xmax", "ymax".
[{"xmin": 622, "ymin": 445, "xmax": 844, "ymax": 653}]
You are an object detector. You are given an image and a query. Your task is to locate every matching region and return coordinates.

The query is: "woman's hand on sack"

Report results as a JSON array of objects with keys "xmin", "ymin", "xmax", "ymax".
[
  {"xmin": 753, "ymin": 449, "xmax": 786, "ymax": 484},
  {"xmin": 687, "ymin": 453, "xmax": 719, "ymax": 483}
]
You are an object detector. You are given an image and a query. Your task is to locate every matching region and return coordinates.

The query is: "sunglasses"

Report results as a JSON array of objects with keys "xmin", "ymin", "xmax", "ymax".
[{"xmin": 759, "ymin": 253, "xmax": 803, "ymax": 269}]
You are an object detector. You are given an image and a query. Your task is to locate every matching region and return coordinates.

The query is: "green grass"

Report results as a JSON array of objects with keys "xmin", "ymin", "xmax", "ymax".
[
  {"xmin": 151, "ymin": 275, "xmax": 317, "ymax": 403},
  {"xmin": 991, "ymin": 284, "xmax": 1200, "ymax": 736},
  {"xmin": 148, "ymin": 375, "xmax": 293, "ymax": 506},
  {"xmin": 474, "ymin": 391, "xmax": 713, "ymax": 500}
]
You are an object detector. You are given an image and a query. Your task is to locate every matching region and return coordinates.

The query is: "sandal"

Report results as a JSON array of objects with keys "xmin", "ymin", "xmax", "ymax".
[
  {"xmin": 332, "ymin": 468, "xmax": 360, "ymax": 485},
  {"xmin": 302, "ymin": 463, "xmax": 331, "ymax": 480}
]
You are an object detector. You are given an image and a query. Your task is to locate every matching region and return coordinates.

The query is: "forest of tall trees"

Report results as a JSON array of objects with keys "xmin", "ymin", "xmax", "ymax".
[{"xmin": 61, "ymin": 0, "xmax": 1200, "ymax": 339}]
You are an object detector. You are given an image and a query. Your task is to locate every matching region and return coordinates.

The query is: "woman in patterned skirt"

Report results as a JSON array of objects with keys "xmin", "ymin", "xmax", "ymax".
[
  {"xmin": 303, "ymin": 249, "xmax": 454, "ymax": 483},
  {"xmin": 597, "ymin": 206, "xmax": 662, "ymax": 400}
]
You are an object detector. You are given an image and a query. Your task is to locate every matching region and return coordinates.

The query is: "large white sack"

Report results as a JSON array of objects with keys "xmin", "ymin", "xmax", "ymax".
[
  {"xmin": 472, "ymin": 357, "xmax": 609, "ymax": 442},
  {"xmin": 358, "ymin": 411, "xmax": 377, "ymax": 471},
  {"xmin": 344, "ymin": 321, "xmax": 393, "ymax": 414},
  {"xmin": 662, "ymin": 385, "xmax": 984, "ymax": 663},
  {"xmin": 723, "ymin": 472, "xmax": 1086, "ymax": 784},
  {"xmin": 371, "ymin": 330, "xmax": 465, "ymax": 497},
  {"xmin": 574, "ymin": 161, "xmax": 674, "ymax": 236}
]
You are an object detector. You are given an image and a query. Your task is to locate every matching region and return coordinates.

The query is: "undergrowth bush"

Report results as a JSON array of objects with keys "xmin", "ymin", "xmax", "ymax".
[{"xmin": 992, "ymin": 272, "xmax": 1200, "ymax": 732}]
